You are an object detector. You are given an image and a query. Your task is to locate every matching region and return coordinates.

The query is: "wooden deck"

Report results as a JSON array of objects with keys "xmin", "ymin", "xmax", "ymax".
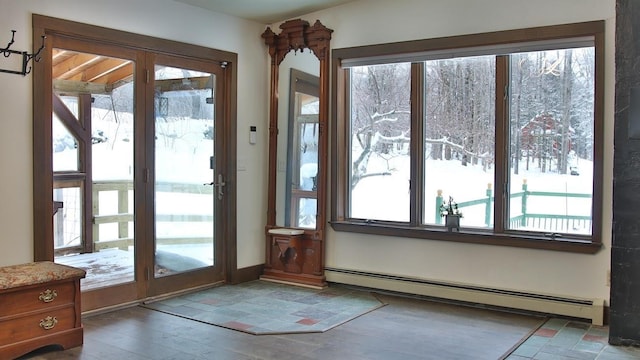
[
  {"xmin": 55, "ymin": 244, "xmax": 214, "ymax": 291},
  {"xmin": 55, "ymin": 249, "xmax": 135, "ymax": 291}
]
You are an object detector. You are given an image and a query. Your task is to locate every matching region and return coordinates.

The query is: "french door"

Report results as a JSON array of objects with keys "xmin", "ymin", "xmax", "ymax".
[
  {"xmin": 147, "ymin": 53, "xmax": 226, "ymax": 297},
  {"xmin": 33, "ymin": 17, "xmax": 235, "ymax": 311}
]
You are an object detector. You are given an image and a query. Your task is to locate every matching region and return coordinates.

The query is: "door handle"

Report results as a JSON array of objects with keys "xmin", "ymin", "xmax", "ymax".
[{"xmin": 204, "ymin": 174, "xmax": 226, "ymax": 200}]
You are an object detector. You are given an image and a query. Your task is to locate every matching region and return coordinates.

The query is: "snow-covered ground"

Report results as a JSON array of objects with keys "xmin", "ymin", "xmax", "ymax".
[
  {"xmin": 53, "ymin": 98, "xmax": 215, "ymax": 256},
  {"xmin": 351, "ymin": 150, "xmax": 592, "ymax": 234}
]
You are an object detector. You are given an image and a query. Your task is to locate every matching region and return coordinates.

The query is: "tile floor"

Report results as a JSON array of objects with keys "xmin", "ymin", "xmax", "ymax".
[
  {"xmin": 507, "ymin": 318, "xmax": 640, "ymax": 359},
  {"xmin": 142, "ymin": 280, "xmax": 385, "ymax": 334}
]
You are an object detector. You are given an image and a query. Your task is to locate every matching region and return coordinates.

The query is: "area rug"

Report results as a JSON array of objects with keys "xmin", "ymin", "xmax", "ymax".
[{"xmin": 141, "ymin": 280, "xmax": 386, "ymax": 335}]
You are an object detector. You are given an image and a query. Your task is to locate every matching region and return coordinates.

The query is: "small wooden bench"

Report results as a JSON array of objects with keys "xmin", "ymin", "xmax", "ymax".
[{"xmin": 0, "ymin": 261, "xmax": 85, "ymax": 359}]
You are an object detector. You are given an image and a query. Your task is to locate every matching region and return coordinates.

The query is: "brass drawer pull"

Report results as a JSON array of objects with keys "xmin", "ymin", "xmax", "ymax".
[
  {"xmin": 39, "ymin": 316, "xmax": 58, "ymax": 330},
  {"xmin": 38, "ymin": 289, "xmax": 58, "ymax": 303}
]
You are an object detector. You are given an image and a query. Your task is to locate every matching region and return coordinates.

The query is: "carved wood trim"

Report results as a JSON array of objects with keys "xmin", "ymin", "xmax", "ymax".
[
  {"xmin": 261, "ymin": 19, "xmax": 332, "ymax": 288},
  {"xmin": 262, "ymin": 19, "xmax": 333, "ymax": 66}
]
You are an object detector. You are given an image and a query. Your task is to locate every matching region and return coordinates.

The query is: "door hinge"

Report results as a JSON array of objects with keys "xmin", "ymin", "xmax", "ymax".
[
  {"xmin": 143, "ymin": 168, "xmax": 149, "ymax": 183},
  {"xmin": 145, "ymin": 69, "xmax": 150, "ymax": 83}
]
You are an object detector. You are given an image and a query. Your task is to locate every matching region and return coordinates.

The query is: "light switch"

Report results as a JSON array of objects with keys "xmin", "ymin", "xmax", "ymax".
[{"xmin": 249, "ymin": 126, "xmax": 257, "ymax": 144}]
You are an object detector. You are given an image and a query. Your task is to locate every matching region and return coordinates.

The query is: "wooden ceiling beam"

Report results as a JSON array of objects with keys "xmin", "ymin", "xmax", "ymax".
[
  {"xmin": 53, "ymin": 79, "xmax": 111, "ymax": 95},
  {"xmin": 155, "ymin": 76, "xmax": 212, "ymax": 93},
  {"xmin": 82, "ymin": 58, "xmax": 131, "ymax": 83},
  {"xmin": 52, "ymin": 53, "xmax": 103, "ymax": 80},
  {"xmin": 90, "ymin": 62, "xmax": 134, "ymax": 86}
]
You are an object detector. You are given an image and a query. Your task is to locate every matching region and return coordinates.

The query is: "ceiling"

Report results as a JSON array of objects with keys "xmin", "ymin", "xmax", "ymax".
[
  {"xmin": 172, "ymin": 0, "xmax": 357, "ymax": 24},
  {"xmin": 52, "ymin": 49, "xmax": 133, "ymax": 94}
]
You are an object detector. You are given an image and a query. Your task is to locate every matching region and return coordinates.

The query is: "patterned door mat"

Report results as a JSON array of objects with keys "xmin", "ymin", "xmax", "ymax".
[{"xmin": 142, "ymin": 280, "xmax": 386, "ymax": 335}]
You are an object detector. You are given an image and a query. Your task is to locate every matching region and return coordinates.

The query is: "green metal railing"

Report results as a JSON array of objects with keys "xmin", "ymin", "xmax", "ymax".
[
  {"xmin": 435, "ymin": 179, "xmax": 592, "ymax": 232},
  {"xmin": 435, "ymin": 185, "xmax": 493, "ymax": 226}
]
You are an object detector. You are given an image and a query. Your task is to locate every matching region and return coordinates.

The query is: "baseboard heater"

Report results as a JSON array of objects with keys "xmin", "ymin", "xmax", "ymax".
[{"xmin": 325, "ymin": 267, "xmax": 604, "ymax": 325}]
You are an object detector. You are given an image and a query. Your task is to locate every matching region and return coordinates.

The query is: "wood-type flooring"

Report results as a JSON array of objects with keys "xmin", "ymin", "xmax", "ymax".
[{"xmin": 18, "ymin": 291, "xmax": 545, "ymax": 360}]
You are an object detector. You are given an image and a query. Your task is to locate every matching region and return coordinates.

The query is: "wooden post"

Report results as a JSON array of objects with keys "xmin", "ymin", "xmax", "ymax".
[
  {"xmin": 118, "ymin": 188, "xmax": 129, "ymax": 250},
  {"xmin": 485, "ymin": 183, "xmax": 492, "ymax": 226},
  {"xmin": 92, "ymin": 186, "xmax": 100, "ymax": 247},
  {"xmin": 521, "ymin": 179, "xmax": 528, "ymax": 227},
  {"xmin": 435, "ymin": 189, "xmax": 443, "ymax": 224}
]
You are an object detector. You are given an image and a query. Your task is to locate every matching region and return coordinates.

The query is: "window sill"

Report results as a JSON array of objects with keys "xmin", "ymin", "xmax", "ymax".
[{"xmin": 329, "ymin": 221, "xmax": 602, "ymax": 254}]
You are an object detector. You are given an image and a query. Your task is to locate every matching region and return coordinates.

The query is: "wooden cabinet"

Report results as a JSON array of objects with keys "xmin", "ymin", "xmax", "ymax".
[
  {"xmin": 0, "ymin": 261, "xmax": 85, "ymax": 359},
  {"xmin": 262, "ymin": 228, "xmax": 326, "ymax": 288}
]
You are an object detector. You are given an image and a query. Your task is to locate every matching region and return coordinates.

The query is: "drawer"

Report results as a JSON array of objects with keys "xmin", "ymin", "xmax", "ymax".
[
  {"xmin": 0, "ymin": 281, "xmax": 75, "ymax": 318},
  {"xmin": 0, "ymin": 306, "xmax": 76, "ymax": 345}
]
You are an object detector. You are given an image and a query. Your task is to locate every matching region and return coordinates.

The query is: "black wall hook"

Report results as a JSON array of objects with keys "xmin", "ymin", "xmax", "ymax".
[
  {"xmin": 1, "ymin": 30, "xmax": 16, "ymax": 57},
  {"xmin": 0, "ymin": 30, "xmax": 46, "ymax": 76}
]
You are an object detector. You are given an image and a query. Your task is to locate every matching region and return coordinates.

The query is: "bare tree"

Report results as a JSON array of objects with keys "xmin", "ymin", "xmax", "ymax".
[
  {"xmin": 347, "ymin": 48, "xmax": 594, "ymax": 191},
  {"xmin": 350, "ymin": 64, "xmax": 411, "ymax": 188}
]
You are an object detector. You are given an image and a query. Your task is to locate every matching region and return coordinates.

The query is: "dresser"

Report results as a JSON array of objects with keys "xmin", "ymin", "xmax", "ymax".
[{"xmin": 0, "ymin": 261, "xmax": 86, "ymax": 359}]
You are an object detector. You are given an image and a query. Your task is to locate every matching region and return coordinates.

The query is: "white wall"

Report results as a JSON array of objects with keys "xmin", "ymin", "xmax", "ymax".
[
  {"xmin": 293, "ymin": 0, "xmax": 615, "ymax": 302},
  {"xmin": 0, "ymin": 0, "xmax": 269, "ymax": 268}
]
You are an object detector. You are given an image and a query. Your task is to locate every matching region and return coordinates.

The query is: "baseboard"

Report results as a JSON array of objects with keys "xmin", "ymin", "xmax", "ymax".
[
  {"xmin": 142, "ymin": 281, "xmax": 225, "ymax": 305},
  {"xmin": 82, "ymin": 299, "xmax": 141, "ymax": 317},
  {"xmin": 229, "ymin": 264, "xmax": 264, "ymax": 284},
  {"xmin": 325, "ymin": 267, "xmax": 605, "ymax": 325}
]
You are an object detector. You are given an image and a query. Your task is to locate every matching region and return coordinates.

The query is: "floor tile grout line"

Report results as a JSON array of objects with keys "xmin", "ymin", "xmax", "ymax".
[{"xmin": 499, "ymin": 316, "xmax": 550, "ymax": 360}]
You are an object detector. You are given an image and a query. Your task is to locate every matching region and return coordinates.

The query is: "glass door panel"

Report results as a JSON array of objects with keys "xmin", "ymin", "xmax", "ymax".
[
  {"xmin": 89, "ymin": 85, "xmax": 136, "ymax": 290},
  {"xmin": 153, "ymin": 64, "xmax": 216, "ymax": 277},
  {"xmin": 52, "ymin": 115, "xmax": 78, "ymax": 172},
  {"xmin": 53, "ymin": 48, "xmax": 136, "ymax": 291},
  {"xmin": 53, "ymin": 182, "xmax": 82, "ymax": 250}
]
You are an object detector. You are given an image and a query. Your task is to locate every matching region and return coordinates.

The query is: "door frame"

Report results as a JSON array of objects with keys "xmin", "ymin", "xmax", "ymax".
[{"xmin": 32, "ymin": 14, "xmax": 238, "ymax": 310}]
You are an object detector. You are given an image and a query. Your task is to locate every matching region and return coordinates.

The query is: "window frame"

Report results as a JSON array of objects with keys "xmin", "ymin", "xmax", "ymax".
[{"xmin": 330, "ymin": 21, "xmax": 604, "ymax": 254}]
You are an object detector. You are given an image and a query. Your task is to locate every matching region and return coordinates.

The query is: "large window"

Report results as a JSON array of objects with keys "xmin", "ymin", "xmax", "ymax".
[{"xmin": 331, "ymin": 22, "xmax": 604, "ymax": 253}]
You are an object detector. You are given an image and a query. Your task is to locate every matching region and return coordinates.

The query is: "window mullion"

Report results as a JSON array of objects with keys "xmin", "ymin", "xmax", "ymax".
[
  {"xmin": 494, "ymin": 55, "xmax": 509, "ymax": 233},
  {"xmin": 332, "ymin": 65, "xmax": 350, "ymax": 222},
  {"xmin": 339, "ymin": 68, "xmax": 350, "ymax": 221},
  {"xmin": 411, "ymin": 63, "xmax": 424, "ymax": 226}
]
